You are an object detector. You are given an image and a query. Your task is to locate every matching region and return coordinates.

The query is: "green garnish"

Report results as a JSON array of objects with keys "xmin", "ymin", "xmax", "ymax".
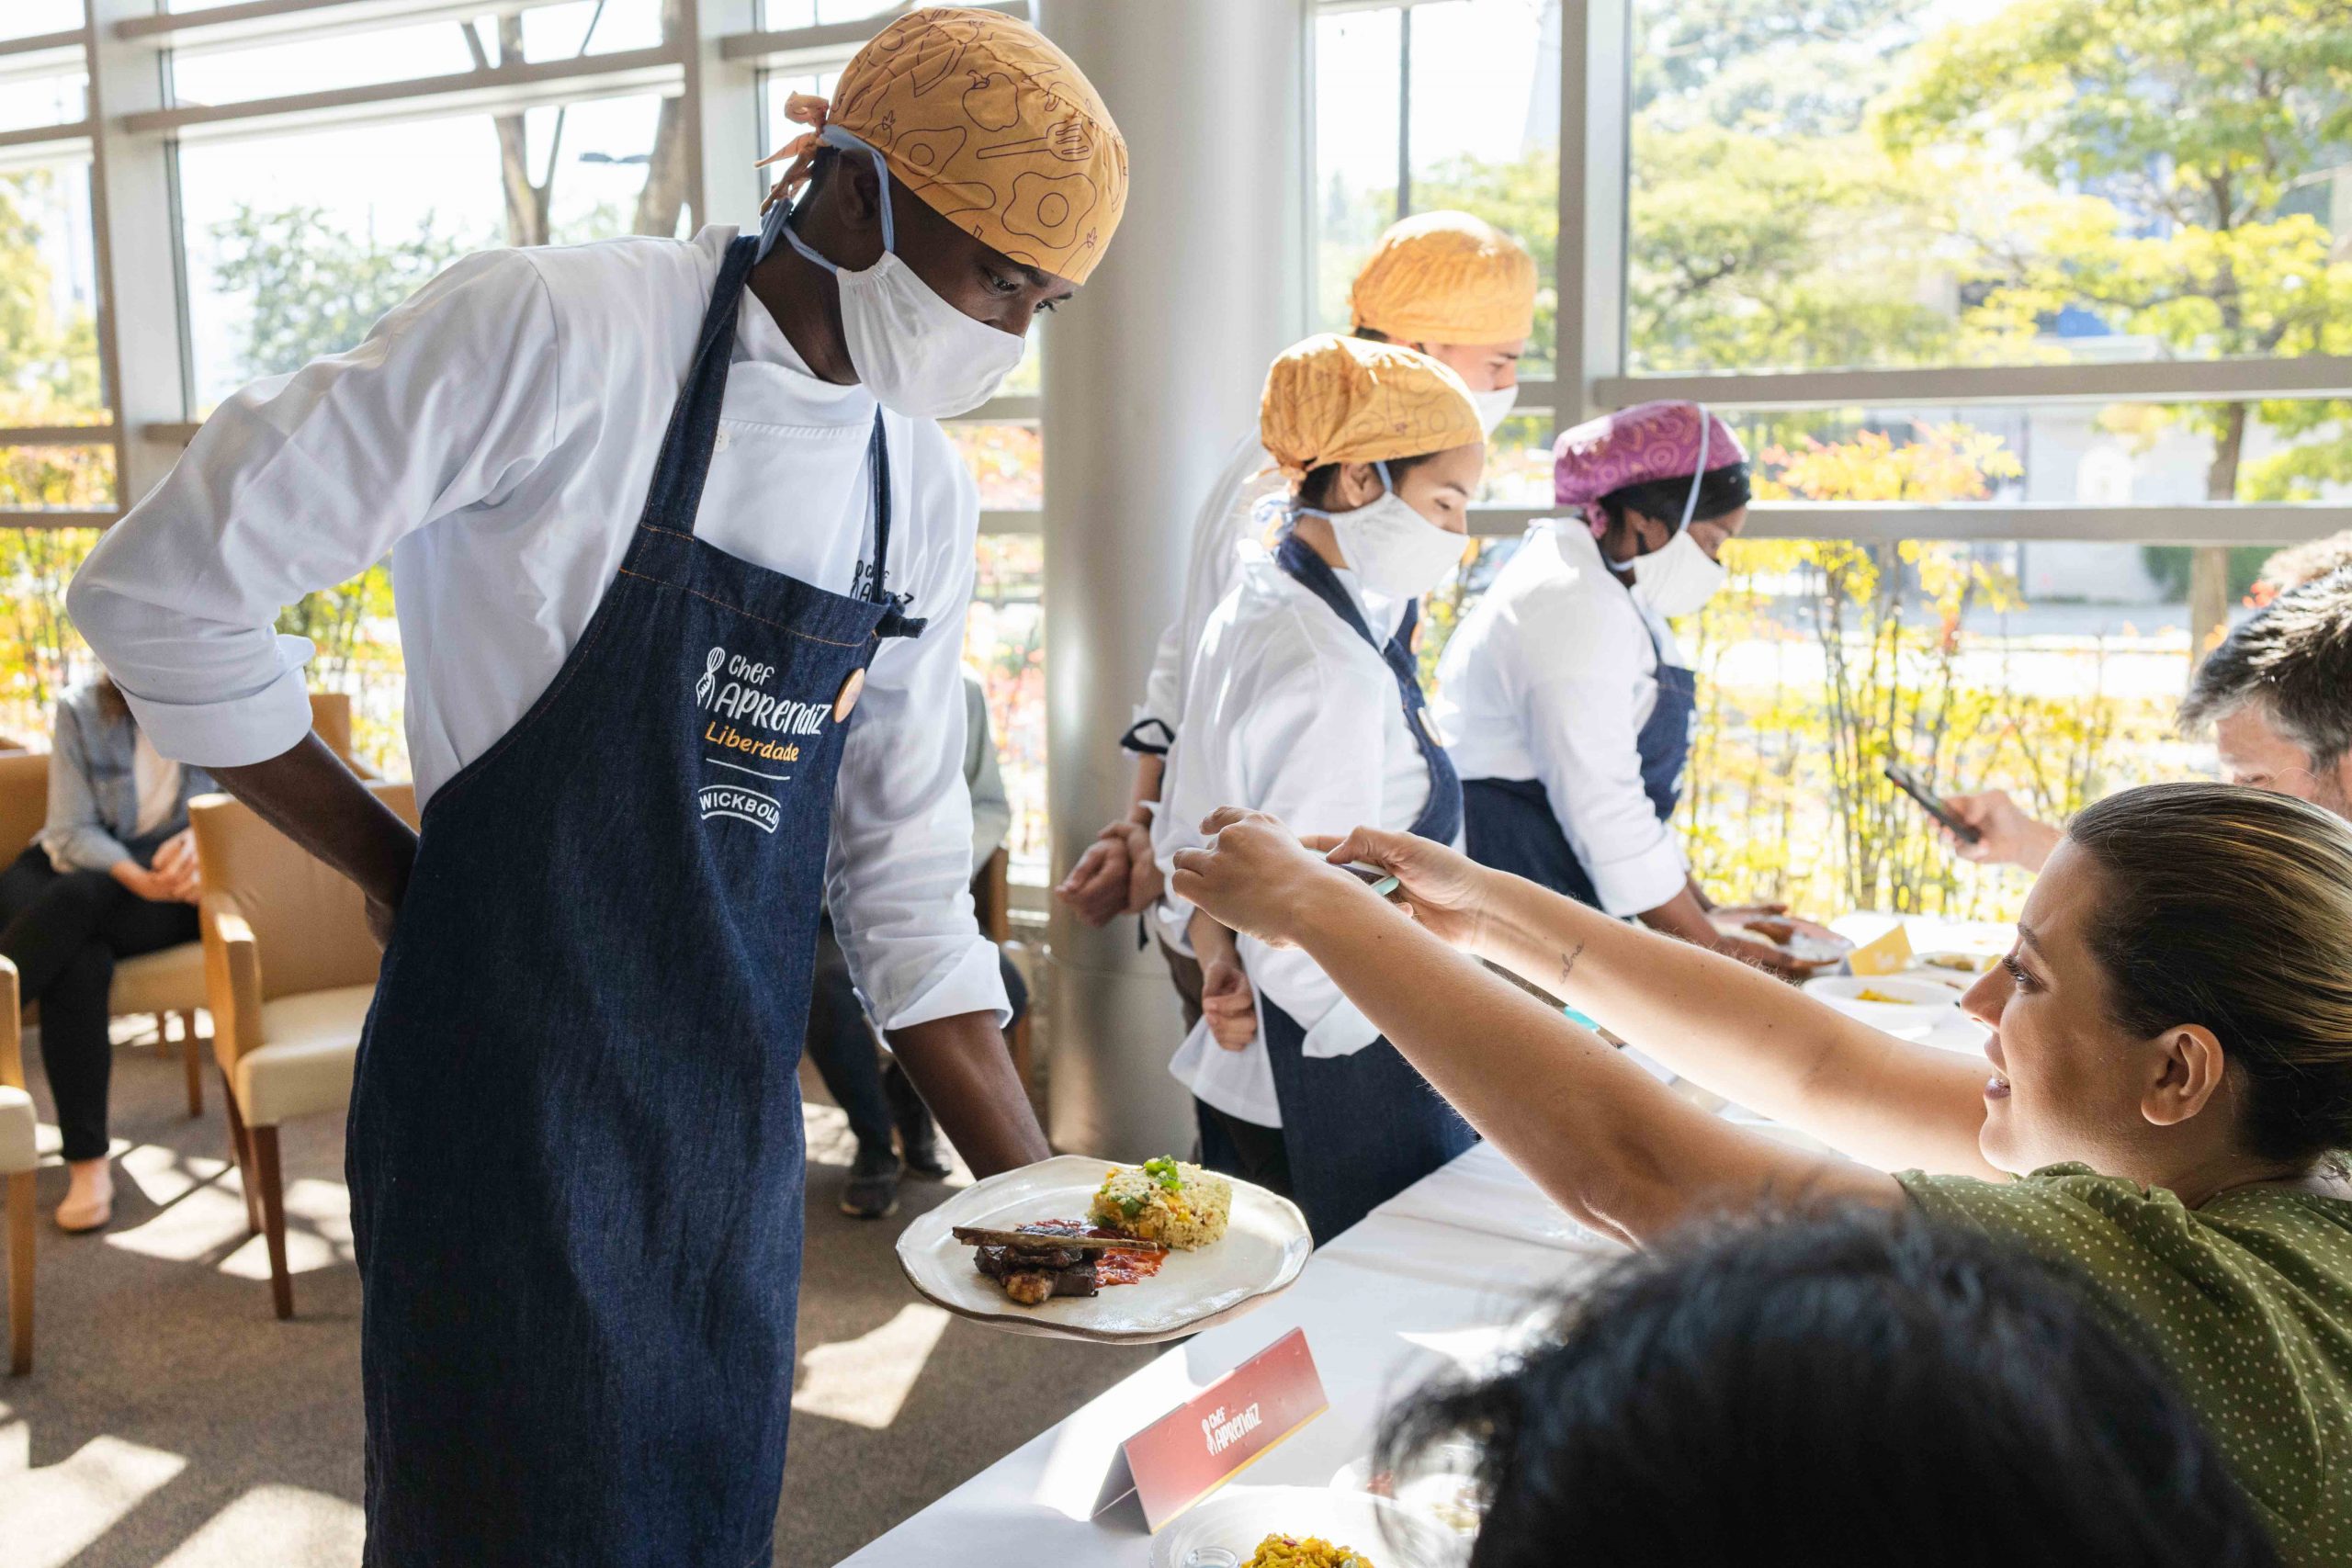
[
  {"xmin": 1141, "ymin": 1156, "xmax": 1183, "ymax": 1191},
  {"xmin": 1118, "ymin": 1195, "xmax": 1148, "ymax": 1218}
]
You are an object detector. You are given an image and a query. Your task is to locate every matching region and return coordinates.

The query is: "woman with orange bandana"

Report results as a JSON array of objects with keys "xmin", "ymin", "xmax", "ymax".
[
  {"xmin": 1057, "ymin": 212, "xmax": 1535, "ymax": 1038},
  {"xmin": 1153, "ymin": 334, "xmax": 1488, "ymax": 1243},
  {"xmin": 72, "ymin": 9, "xmax": 1124, "ymax": 1562}
]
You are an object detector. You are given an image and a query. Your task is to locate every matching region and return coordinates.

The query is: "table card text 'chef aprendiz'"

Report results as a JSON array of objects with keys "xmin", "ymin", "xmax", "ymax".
[{"xmin": 1121, "ymin": 1327, "xmax": 1330, "ymax": 1531}]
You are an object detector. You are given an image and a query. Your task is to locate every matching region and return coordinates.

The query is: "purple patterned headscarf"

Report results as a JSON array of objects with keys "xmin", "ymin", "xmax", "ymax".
[{"xmin": 1555, "ymin": 400, "xmax": 1748, "ymax": 536}]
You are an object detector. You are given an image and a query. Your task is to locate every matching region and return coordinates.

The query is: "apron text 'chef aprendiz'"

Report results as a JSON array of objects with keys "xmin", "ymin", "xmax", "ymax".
[
  {"xmin": 1257, "ymin": 531, "xmax": 1474, "ymax": 1246},
  {"xmin": 1461, "ymin": 586, "xmax": 1698, "ymax": 912},
  {"xmin": 347, "ymin": 233, "xmax": 921, "ymax": 1568}
]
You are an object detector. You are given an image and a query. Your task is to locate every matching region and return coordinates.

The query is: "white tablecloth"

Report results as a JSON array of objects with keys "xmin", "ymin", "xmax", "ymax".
[
  {"xmin": 838, "ymin": 1143, "xmax": 1613, "ymax": 1567},
  {"xmin": 842, "ymin": 912, "xmax": 2009, "ymax": 1565}
]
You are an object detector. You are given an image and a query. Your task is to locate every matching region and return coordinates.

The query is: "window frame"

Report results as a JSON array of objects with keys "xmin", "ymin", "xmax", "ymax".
[
  {"xmin": 14, "ymin": 0, "xmax": 2345, "ymax": 554},
  {"xmin": 1312, "ymin": 0, "xmax": 2352, "ymax": 552}
]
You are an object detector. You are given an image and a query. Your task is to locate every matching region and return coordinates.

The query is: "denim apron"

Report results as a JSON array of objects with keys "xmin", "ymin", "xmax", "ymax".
[
  {"xmin": 1256, "ymin": 533, "xmax": 1473, "ymax": 1245},
  {"xmin": 1462, "ymin": 590, "xmax": 1697, "ymax": 911},
  {"xmin": 347, "ymin": 234, "xmax": 919, "ymax": 1568}
]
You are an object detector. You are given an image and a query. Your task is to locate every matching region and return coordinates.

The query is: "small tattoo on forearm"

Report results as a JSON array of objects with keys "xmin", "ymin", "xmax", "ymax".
[{"xmin": 1558, "ymin": 942, "xmax": 1586, "ymax": 986}]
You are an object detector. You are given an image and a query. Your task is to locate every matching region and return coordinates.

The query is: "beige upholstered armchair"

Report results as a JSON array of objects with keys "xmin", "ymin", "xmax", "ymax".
[
  {"xmin": 191, "ymin": 782, "xmax": 416, "ymax": 1318},
  {"xmin": 1, "ymin": 958, "xmax": 29, "ymax": 1373}
]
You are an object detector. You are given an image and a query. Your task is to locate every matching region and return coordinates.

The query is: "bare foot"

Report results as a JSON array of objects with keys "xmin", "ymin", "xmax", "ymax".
[{"xmin": 55, "ymin": 1156, "xmax": 114, "ymax": 1233}]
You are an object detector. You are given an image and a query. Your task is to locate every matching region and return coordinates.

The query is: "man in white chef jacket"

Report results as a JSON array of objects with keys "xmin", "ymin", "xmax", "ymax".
[{"xmin": 66, "ymin": 10, "xmax": 1130, "ymax": 1561}]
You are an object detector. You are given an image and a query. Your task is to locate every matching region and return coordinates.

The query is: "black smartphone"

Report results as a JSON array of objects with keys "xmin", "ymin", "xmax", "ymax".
[
  {"xmin": 1340, "ymin": 863, "xmax": 1402, "ymax": 895},
  {"xmin": 1883, "ymin": 764, "xmax": 1981, "ymax": 844}
]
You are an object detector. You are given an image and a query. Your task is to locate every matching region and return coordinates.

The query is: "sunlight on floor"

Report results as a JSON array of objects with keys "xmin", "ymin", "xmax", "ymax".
[
  {"xmin": 0, "ymin": 1432, "xmax": 187, "ymax": 1568},
  {"xmin": 792, "ymin": 1303, "xmax": 952, "ymax": 1430},
  {"xmin": 153, "ymin": 1484, "xmax": 366, "ymax": 1568},
  {"xmin": 119, "ymin": 1143, "xmax": 232, "ymax": 1209},
  {"xmin": 219, "ymin": 1178, "xmax": 353, "ymax": 1282}
]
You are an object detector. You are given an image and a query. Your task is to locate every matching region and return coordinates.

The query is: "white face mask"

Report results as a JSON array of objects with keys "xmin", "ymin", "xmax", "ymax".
[
  {"xmin": 764, "ymin": 126, "xmax": 1024, "ymax": 421},
  {"xmin": 1469, "ymin": 382, "xmax": 1519, "ymax": 437},
  {"xmin": 1630, "ymin": 526, "xmax": 1727, "ymax": 617},
  {"xmin": 1627, "ymin": 400, "xmax": 1728, "ymax": 617},
  {"xmin": 1305, "ymin": 460, "xmax": 1465, "ymax": 600}
]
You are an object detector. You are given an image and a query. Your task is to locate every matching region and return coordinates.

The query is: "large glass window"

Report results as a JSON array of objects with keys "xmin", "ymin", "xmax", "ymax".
[
  {"xmin": 167, "ymin": 2, "xmax": 664, "ymax": 109},
  {"xmin": 178, "ymin": 96, "xmax": 673, "ymax": 409},
  {"xmin": 1627, "ymin": 0, "xmax": 2352, "ymax": 379},
  {"xmin": 1312, "ymin": 0, "xmax": 1557, "ymax": 376},
  {"xmin": 0, "ymin": 2, "xmax": 83, "ymax": 42}
]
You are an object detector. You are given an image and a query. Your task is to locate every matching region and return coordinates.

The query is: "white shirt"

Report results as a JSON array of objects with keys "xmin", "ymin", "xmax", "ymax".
[
  {"xmin": 1432, "ymin": 520, "xmax": 1689, "ymax": 919},
  {"xmin": 1154, "ymin": 550, "xmax": 1441, "ymax": 1128},
  {"xmin": 130, "ymin": 731, "xmax": 181, "ymax": 839},
  {"xmin": 1132, "ymin": 432, "xmax": 1288, "ymax": 743},
  {"xmin": 70, "ymin": 226, "xmax": 1006, "ymax": 1032}
]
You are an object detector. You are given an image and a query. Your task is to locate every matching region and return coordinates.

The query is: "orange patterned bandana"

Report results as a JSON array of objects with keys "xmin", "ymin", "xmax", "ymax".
[
  {"xmin": 1350, "ymin": 210, "xmax": 1538, "ymax": 344},
  {"xmin": 1260, "ymin": 334, "xmax": 1487, "ymax": 484},
  {"xmin": 758, "ymin": 7, "xmax": 1127, "ymax": 286}
]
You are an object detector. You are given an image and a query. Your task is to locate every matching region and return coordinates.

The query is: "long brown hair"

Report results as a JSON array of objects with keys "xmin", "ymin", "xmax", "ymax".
[{"xmin": 2068, "ymin": 782, "xmax": 2352, "ymax": 1166}]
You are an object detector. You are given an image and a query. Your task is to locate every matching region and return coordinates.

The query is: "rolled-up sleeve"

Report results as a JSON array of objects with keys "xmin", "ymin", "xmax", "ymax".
[
  {"xmin": 1517, "ymin": 606, "xmax": 1687, "ymax": 919},
  {"xmin": 67, "ymin": 248, "xmax": 561, "ymax": 768},
  {"xmin": 38, "ymin": 703, "xmax": 131, "ymax": 874},
  {"xmin": 826, "ymin": 431, "xmax": 1009, "ymax": 1032}
]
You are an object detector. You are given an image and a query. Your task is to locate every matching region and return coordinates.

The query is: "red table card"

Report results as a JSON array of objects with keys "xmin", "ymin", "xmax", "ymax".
[{"xmin": 1121, "ymin": 1327, "xmax": 1330, "ymax": 1531}]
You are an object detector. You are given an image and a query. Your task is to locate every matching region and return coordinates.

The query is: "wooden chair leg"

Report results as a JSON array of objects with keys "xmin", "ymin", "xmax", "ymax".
[
  {"xmin": 7, "ymin": 1169, "xmax": 32, "ymax": 1375},
  {"xmin": 178, "ymin": 1014, "xmax": 203, "ymax": 1118},
  {"xmin": 220, "ymin": 1073, "xmax": 262, "ymax": 1238},
  {"xmin": 250, "ymin": 1123, "xmax": 293, "ymax": 1320}
]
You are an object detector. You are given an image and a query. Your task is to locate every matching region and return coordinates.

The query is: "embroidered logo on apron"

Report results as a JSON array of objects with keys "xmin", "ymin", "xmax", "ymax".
[
  {"xmin": 697, "ymin": 784, "xmax": 782, "ymax": 832},
  {"xmin": 695, "ymin": 643, "xmax": 842, "ymax": 825}
]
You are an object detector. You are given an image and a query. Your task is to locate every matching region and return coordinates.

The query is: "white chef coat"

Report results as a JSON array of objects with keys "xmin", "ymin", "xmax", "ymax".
[
  {"xmin": 1431, "ymin": 519, "xmax": 1689, "ymax": 919},
  {"xmin": 69, "ymin": 226, "xmax": 1007, "ymax": 1032},
  {"xmin": 1130, "ymin": 432, "xmax": 1289, "ymax": 745},
  {"xmin": 1154, "ymin": 550, "xmax": 1440, "ymax": 1128}
]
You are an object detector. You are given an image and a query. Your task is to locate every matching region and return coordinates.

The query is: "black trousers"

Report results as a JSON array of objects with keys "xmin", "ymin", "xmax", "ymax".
[
  {"xmin": 801, "ymin": 914, "xmax": 1030, "ymax": 1155},
  {"xmin": 0, "ymin": 843, "xmax": 198, "ymax": 1161}
]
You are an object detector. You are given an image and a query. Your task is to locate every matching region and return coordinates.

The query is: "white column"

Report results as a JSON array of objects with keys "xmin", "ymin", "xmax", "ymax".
[
  {"xmin": 1036, "ymin": 0, "xmax": 1309, "ymax": 1160},
  {"xmin": 87, "ymin": 0, "xmax": 192, "ymax": 506}
]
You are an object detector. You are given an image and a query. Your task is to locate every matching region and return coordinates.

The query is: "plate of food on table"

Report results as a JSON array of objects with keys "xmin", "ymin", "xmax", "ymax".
[
  {"xmin": 896, "ymin": 1154, "xmax": 1312, "ymax": 1342},
  {"xmin": 1148, "ymin": 1484, "xmax": 1456, "ymax": 1568},
  {"xmin": 1709, "ymin": 911, "xmax": 1853, "ymax": 971}
]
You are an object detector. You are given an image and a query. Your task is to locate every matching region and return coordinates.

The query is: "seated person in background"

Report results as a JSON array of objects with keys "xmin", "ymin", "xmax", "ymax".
[
  {"xmin": 1174, "ymin": 781, "xmax": 2352, "ymax": 1563},
  {"xmin": 806, "ymin": 671, "xmax": 1029, "ymax": 1219},
  {"xmin": 5, "ymin": 676, "xmax": 212, "ymax": 1232},
  {"xmin": 1951, "ymin": 560, "xmax": 2352, "ymax": 870},
  {"xmin": 1380, "ymin": 1207, "xmax": 2281, "ymax": 1568}
]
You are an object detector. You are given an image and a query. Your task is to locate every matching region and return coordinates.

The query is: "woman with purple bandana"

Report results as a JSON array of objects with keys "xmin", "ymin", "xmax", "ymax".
[{"xmin": 1432, "ymin": 401, "xmax": 1813, "ymax": 976}]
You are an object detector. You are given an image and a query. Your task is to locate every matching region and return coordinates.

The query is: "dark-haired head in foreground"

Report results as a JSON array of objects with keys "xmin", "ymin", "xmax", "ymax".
[{"xmin": 1380, "ymin": 1209, "xmax": 2278, "ymax": 1568}]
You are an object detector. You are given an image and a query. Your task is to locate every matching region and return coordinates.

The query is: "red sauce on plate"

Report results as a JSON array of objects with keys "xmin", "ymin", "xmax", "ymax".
[{"xmin": 1016, "ymin": 1220, "xmax": 1167, "ymax": 1288}]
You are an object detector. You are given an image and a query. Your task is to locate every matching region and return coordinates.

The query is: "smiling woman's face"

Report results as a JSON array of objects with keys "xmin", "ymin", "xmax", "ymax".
[{"xmin": 1960, "ymin": 841, "xmax": 2177, "ymax": 1175}]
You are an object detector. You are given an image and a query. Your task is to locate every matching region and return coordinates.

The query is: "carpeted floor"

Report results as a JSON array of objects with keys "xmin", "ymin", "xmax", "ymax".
[{"xmin": 2, "ymin": 1030, "xmax": 1153, "ymax": 1567}]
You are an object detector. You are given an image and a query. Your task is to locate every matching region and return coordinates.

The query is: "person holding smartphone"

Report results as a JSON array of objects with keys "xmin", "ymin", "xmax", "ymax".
[{"xmin": 1948, "ymin": 567, "xmax": 2352, "ymax": 871}]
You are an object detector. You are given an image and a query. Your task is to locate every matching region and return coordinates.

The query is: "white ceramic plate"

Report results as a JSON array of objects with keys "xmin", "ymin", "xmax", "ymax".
[
  {"xmin": 1804, "ymin": 974, "xmax": 1958, "ymax": 1032},
  {"xmin": 1150, "ymin": 1484, "xmax": 1459, "ymax": 1568},
  {"xmin": 896, "ymin": 1155, "xmax": 1312, "ymax": 1344},
  {"xmin": 1710, "ymin": 915, "xmax": 1854, "ymax": 969}
]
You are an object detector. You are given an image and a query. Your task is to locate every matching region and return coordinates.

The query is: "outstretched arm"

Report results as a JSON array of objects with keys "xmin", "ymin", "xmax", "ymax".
[{"xmin": 1171, "ymin": 811, "xmax": 1908, "ymax": 1244}]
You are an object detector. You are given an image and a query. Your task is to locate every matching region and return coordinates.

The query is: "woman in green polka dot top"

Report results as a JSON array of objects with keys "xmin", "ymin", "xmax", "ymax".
[{"xmin": 1170, "ymin": 781, "xmax": 2352, "ymax": 1564}]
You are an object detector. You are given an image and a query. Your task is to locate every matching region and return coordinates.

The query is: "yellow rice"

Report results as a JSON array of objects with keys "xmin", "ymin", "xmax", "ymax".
[
  {"xmin": 1086, "ymin": 1158, "xmax": 1231, "ymax": 1250},
  {"xmin": 1243, "ymin": 1534, "xmax": 1376, "ymax": 1568}
]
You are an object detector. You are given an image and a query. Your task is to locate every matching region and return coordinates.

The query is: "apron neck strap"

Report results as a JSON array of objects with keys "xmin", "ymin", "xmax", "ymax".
[{"xmin": 643, "ymin": 234, "xmax": 762, "ymax": 540}]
